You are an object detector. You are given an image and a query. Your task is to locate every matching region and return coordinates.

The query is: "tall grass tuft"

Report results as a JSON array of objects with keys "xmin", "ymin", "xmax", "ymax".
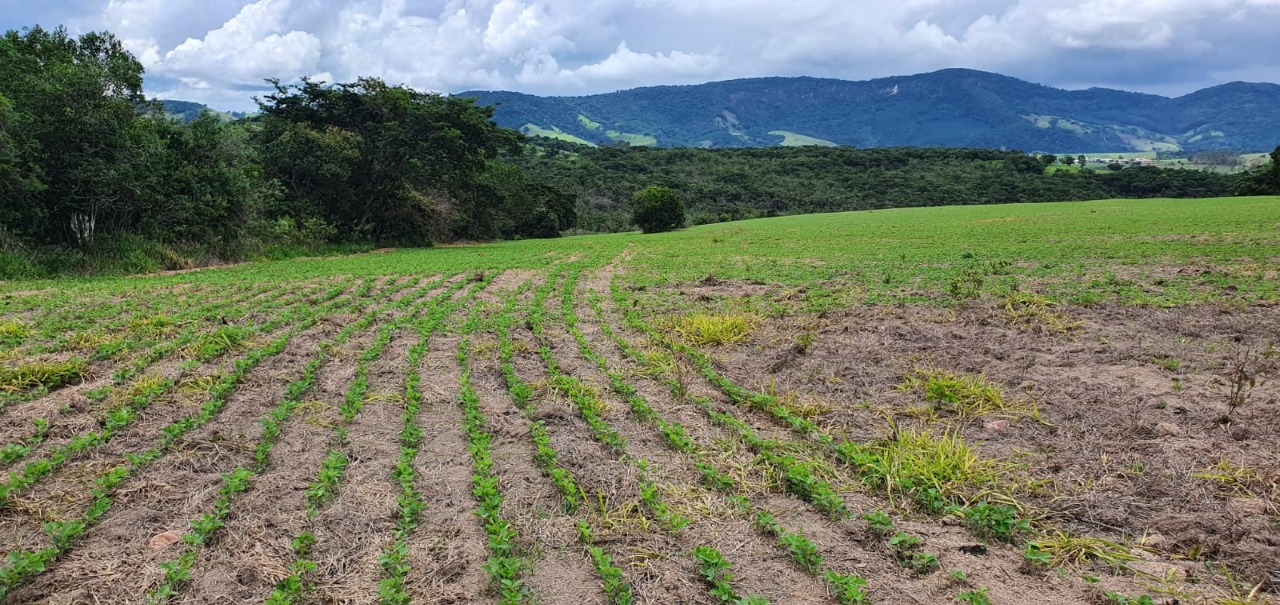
[
  {"xmin": 664, "ymin": 312, "xmax": 759, "ymax": 346},
  {"xmin": 0, "ymin": 358, "xmax": 87, "ymax": 392}
]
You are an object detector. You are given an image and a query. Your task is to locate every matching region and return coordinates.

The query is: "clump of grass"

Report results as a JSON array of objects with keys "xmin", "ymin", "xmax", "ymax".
[
  {"xmin": 177, "ymin": 374, "xmax": 222, "ymax": 394},
  {"xmin": 0, "ymin": 358, "xmax": 87, "ymax": 392},
  {"xmin": 67, "ymin": 332, "xmax": 120, "ymax": 351},
  {"xmin": 1022, "ymin": 531, "xmax": 1141, "ymax": 569},
  {"xmin": 0, "ymin": 320, "xmax": 31, "ymax": 343},
  {"xmin": 664, "ymin": 312, "xmax": 759, "ymax": 346},
  {"xmin": 1151, "ymin": 356, "xmax": 1182, "ymax": 372},
  {"xmin": 839, "ymin": 421, "xmax": 1005, "ymax": 512},
  {"xmin": 126, "ymin": 374, "xmax": 169, "ymax": 399},
  {"xmin": 293, "ymin": 400, "xmax": 335, "ymax": 429},
  {"xmin": 1192, "ymin": 459, "xmax": 1278, "ymax": 499},
  {"xmin": 1003, "ymin": 293, "xmax": 1080, "ymax": 334},
  {"xmin": 128, "ymin": 313, "xmax": 176, "ymax": 336},
  {"xmin": 898, "ymin": 369, "xmax": 1034, "ymax": 419},
  {"xmin": 182, "ymin": 325, "xmax": 251, "ymax": 360},
  {"xmin": 774, "ymin": 390, "xmax": 834, "ymax": 419}
]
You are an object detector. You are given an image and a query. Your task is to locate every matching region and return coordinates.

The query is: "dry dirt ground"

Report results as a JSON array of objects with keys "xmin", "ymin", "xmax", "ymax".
[{"xmin": 0, "ymin": 265, "xmax": 1275, "ymax": 605}]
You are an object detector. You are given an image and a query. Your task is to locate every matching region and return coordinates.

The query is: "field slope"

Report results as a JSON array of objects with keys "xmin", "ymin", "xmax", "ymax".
[{"xmin": 0, "ymin": 196, "xmax": 1277, "ymax": 604}]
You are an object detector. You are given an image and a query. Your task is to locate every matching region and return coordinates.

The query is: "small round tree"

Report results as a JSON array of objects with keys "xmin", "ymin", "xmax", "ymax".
[{"xmin": 631, "ymin": 186, "xmax": 685, "ymax": 234}]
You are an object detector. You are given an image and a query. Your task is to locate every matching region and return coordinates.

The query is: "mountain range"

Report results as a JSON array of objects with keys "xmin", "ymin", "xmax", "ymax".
[{"xmin": 457, "ymin": 69, "xmax": 1280, "ymax": 152}]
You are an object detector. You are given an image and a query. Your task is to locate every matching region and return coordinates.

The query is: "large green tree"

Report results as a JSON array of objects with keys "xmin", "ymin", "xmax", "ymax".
[
  {"xmin": 0, "ymin": 26, "xmax": 151, "ymax": 248},
  {"xmin": 142, "ymin": 114, "xmax": 267, "ymax": 251},
  {"xmin": 632, "ymin": 186, "xmax": 685, "ymax": 234},
  {"xmin": 255, "ymin": 78, "xmax": 525, "ymax": 245},
  {"xmin": 476, "ymin": 161, "xmax": 576, "ymax": 240}
]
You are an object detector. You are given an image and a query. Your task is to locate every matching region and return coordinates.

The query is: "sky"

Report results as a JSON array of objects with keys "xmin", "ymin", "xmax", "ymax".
[{"xmin": 3, "ymin": 0, "xmax": 1279, "ymax": 111}]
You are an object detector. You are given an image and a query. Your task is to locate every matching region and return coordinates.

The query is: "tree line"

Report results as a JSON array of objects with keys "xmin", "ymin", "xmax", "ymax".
[
  {"xmin": 0, "ymin": 26, "xmax": 576, "ymax": 278},
  {"xmin": 513, "ymin": 139, "xmax": 1277, "ymax": 233}
]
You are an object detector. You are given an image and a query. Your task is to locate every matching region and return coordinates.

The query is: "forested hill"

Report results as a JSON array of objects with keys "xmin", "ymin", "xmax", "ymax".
[
  {"xmin": 459, "ymin": 69, "xmax": 1280, "ymax": 152},
  {"xmin": 158, "ymin": 100, "xmax": 246, "ymax": 122}
]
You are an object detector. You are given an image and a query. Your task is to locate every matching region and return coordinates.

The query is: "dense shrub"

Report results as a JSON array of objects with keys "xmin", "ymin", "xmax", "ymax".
[{"xmin": 632, "ymin": 186, "xmax": 686, "ymax": 234}]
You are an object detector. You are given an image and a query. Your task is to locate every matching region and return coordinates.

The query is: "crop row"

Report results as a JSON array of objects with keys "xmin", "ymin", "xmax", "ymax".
[
  {"xmin": 379, "ymin": 274, "xmax": 492, "ymax": 604},
  {"xmin": 575, "ymin": 280, "xmax": 878, "ymax": 602},
  {"xmin": 457, "ymin": 295, "xmax": 528, "ymax": 604},
  {"xmin": 267, "ymin": 274, "xmax": 462, "ymax": 603},
  {"xmin": 0, "ymin": 276, "xmax": 398, "ymax": 598},
  {"xmin": 0, "ymin": 278, "xmax": 357, "ymax": 504},
  {"xmin": 144, "ymin": 276, "xmax": 437, "ymax": 602},
  {"xmin": 0, "ymin": 278, "xmax": 345, "ymax": 469}
]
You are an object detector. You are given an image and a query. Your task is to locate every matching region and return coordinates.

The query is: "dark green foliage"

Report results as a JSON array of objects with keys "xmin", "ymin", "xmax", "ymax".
[
  {"xmin": 513, "ymin": 144, "xmax": 1238, "ymax": 232},
  {"xmin": 0, "ymin": 26, "xmax": 271, "ymax": 274},
  {"xmin": 961, "ymin": 501, "xmax": 1029, "ymax": 542},
  {"xmin": 1237, "ymin": 145, "xmax": 1280, "ymax": 195},
  {"xmin": 254, "ymin": 78, "xmax": 523, "ymax": 246},
  {"xmin": 474, "ymin": 161, "xmax": 576, "ymax": 240},
  {"xmin": 0, "ymin": 26, "xmax": 149, "ymax": 249},
  {"xmin": 631, "ymin": 186, "xmax": 685, "ymax": 234},
  {"xmin": 146, "ymin": 114, "xmax": 265, "ymax": 251},
  {"xmin": 0, "ymin": 22, "xmax": 573, "ymax": 278}
]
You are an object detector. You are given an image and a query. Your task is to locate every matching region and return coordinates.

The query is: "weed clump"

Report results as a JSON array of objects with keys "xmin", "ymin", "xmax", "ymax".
[
  {"xmin": 1003, "ymin": 293, "xmax": 1080, "ymax": 333},
  {"xmin": 67, "ymin": 332, "xmax": 120, "ymax": 351},
  {"xmin": 128, "ymin": 313, "xmax": 176, "ymax": 336},
  {"xmin": 1192, "ymin": 459, "xmax": 1278, "ymax": 499},
  {"xmin": 0, "ymin": 320, "xmax": 30, "ymax": 344},
  {"xmin": 1021, "ymin": 531, "xmax": 1140, "ymax": 569},
  {"xmin": 0, "ymin": 358, "xmax": 87, "ymax": 392},
  {"xmin": 182, "ymin": 325, "xmax": 251, "ymax": 359},
  {"xmin": 839, "ymin": 422, "xmax": 1005, "ymax": 511},
  {"xmin": 898, "ymin": 369, "xmax": 1033, "ymax": 419},
  {"xmin": 663, "ymin": 312, "xmax": 759, "ymax": 346}
]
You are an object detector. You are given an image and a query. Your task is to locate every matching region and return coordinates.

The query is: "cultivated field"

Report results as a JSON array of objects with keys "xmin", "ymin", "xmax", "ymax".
[{"xmin": 1, "ymin": 196, "xmax": 1278, "ymax": 604}]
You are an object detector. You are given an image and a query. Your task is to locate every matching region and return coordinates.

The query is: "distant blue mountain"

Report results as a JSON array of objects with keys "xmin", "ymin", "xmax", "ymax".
[{"xmin": 459, "ymin": 69, "xmax": 1280, "ymax": 152}]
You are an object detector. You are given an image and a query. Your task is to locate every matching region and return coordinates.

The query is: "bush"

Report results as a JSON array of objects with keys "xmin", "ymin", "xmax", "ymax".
[{"xmin": 631, "ymin": 186, "xmax": 685, "ymax": 234}]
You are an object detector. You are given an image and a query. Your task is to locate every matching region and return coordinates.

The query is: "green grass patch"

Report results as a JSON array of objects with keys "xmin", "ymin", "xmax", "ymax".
[
  {"xmin": 898, "ymin": 369, "xmax": 1034, "ymax": 419},
  {"xmin": 839, "ymin": 424, "xmax": 1007, "ymax": 511},
  {"xmin": 519, "ymin": 123, "xmax": 595, "ymax": 146},
  {"xmin": 0, "ymin": 358, "xmax": 87, "ymax": 392},
  {"xmin": 182, "ymin": 325, "xmax": 251, "ymax": 360},
  {"xmin": 0, "ymin": 321, "xmax": 31, "ymax": 344}
]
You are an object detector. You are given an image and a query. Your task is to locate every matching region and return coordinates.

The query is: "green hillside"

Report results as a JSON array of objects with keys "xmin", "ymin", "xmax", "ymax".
[
  {"xmin": 460, "ymin": 69, "xmax": 1280, "ymax": 152},
  {"xmin": 158, "ymin": 100, "xmax": 246, "ymax": 122}
]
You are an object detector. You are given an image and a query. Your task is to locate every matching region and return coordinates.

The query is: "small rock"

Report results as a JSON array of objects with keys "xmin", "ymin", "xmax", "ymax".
[
  {"xmin": 148, "ymin": 530, "xmax": 183, "ymax": 549},
  {"xmin": 1154, "ymin": 422, "xmax": 1182, "ymax": 437},
  {"xmin": 984, "ymin": 419, "xmax": 1009, "ymax": 432}
]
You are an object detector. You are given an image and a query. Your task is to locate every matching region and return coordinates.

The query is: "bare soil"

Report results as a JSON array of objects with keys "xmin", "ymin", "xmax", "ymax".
[{"xmin": 657, "ymin": 279, "xmax": 1280, "ymax": 598}]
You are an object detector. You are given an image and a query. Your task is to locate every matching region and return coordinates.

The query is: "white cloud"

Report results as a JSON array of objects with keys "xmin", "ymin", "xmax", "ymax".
[
  {"xmin": 56, "ymin": 0, "xmax": 1280, "ymax": 110},
  {"xmin": 154, "ymin": 0, "xmax": 322, "ymax": 87}
]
